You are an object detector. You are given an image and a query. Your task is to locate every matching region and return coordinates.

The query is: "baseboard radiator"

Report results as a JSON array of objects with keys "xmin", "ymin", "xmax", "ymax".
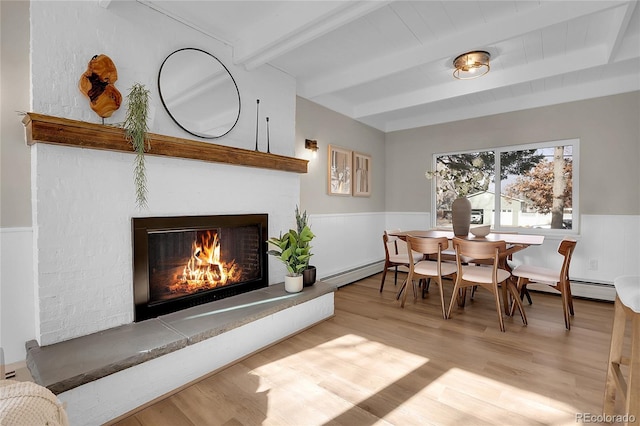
[
  {"xmin": 320, "ymin": 261, "xmax": 386, "ymax": 288},
  {"xmin": 320, "ymin": 263, "xmax": 615, "ymax": 302},
  {"xmin": 527, "ymin": 280, "xmax": 615, "ymax": 302}
]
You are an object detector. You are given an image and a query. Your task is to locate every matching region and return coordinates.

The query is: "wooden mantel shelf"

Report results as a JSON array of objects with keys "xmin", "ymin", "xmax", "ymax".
[{"xmin": 22, "ymin": 113, "xmax": 308, "ymax": 174}]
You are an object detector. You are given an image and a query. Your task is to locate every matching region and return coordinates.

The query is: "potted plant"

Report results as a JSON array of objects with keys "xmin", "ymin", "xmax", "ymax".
[
  {"xmin": 267, "ymin": 207, "xmax": 315, "ymax": 293},
  {"xmin": 295, "ymin": 206, "xmax": 316, "ymax": 286}
]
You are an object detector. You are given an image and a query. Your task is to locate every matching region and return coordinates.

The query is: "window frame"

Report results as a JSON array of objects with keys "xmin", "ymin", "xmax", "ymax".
[{"xmin": 429, "ymin": 139, "xmax": 580, "ymax": 236}]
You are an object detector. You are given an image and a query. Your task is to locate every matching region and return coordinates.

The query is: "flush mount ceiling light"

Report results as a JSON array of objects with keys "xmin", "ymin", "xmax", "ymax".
[{"xmin": 453, "ymin": 50, "xmax": 491, "ymax": 80}]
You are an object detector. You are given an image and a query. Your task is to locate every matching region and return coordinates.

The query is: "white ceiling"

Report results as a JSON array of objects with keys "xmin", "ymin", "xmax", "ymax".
[{"xmin": 139, "ymin": 0, "xmax": 640, "ymax": 133}]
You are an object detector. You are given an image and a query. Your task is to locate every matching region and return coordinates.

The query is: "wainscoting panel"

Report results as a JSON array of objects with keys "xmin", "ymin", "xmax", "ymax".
[
  {"xmin": 510, "ymin": 214, "xmax": 639, "ymax": 285},
  {"xmin": 309, "ymin": 212, "xmax": 386, "ymax": 282},
  {"xmin": 309, "ymin": 212, "xmax": 430, "ymax": 286},
  {"xmin": 0, "ymin": 227, "xmax": 35, "ymax": 363}
]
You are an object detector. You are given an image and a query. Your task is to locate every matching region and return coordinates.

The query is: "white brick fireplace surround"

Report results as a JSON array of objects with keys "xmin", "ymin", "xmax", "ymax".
[{"xmin": 32, "ymin": 143, "xmax": 302, "ymax": 346}]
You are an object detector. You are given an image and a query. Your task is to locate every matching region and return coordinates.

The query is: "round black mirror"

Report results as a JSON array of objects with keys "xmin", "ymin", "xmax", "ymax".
[{"xmin": 158, "ymin": 48, "xmax": 241, "ymax": 139}]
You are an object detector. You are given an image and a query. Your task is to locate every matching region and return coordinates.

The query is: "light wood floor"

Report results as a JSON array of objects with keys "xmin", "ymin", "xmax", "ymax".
[{"xmin": 113, "ymin": 272, "xmax": 619, "ymax": 426}]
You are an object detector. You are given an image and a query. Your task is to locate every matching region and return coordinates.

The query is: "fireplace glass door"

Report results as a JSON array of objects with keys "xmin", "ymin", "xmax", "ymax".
[{"xmin": 133, "ymin": 215, "xmax": 268, "ymax": 321}]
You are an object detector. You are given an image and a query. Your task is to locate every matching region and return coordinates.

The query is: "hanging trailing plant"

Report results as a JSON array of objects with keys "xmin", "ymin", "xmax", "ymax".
[{"xmin": 123, "ymin": 83, "xmax": 151, "ymax": 209}]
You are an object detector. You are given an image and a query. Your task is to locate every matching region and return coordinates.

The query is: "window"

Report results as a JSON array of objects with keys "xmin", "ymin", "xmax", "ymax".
[{"xmin": 428, "ymin": 139, "xmax": 579, "ymax": 234}]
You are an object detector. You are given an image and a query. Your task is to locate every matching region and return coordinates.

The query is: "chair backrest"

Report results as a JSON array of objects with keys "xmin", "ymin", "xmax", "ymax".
[
  {"xmin": 406, "ymin": 235, "xmax": 449, "ymax": 276},
  {"xmin": 382, "ymin": 231, "xmax": 393, "ymax": 260},
  {"xmin": 406, "ymin": 235, "xmax": 448, "ymax": 258},
  {"xmin": 453, "ymin": 237, "xmax": 507, "ymax": 278},
  {"xmin": 453, "ymin": 237, "xmax": 507, "ymax": 262},
  {"xmin": 558, "ymin": 238, "xmax": 577, "ymax": 283},
  {"xmin": 383, "ymin": 229, "xmax": 402, "ymax": 259}
]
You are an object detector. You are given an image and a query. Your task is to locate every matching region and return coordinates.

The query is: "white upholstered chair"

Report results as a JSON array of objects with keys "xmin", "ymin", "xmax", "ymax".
[
  {"xmin": 510, "ymin": 238, "xmax": 577, "ymax": 329},
  {"xmin": 401, "ymin": 236, "xmax": 458, "ymax": 319},
  {"xmin": 447, "ymin": 237, "xmax": 527, "ymax": 332},
  {"xmin": 380, "ymin": 230, "xmax": 422, "ymax": 292}
]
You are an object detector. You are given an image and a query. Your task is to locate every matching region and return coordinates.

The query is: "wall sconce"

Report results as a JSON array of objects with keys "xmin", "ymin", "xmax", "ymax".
[{"xmin": 305, "ymin": 139, "xmax": 318, "ymax": 158}]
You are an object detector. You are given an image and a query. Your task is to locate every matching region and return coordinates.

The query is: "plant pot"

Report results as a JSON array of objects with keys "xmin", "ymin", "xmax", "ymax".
[
  {"xmin": 303, "ymin": 265, "xmax": 316, "ymax": 287},
  {"xmin": 284, "ymin": 274, "xmax": 303, "ymax": 293},
  {"xmin": 452, "ymin": 197, "xmax": 472, "ymax": 236}
]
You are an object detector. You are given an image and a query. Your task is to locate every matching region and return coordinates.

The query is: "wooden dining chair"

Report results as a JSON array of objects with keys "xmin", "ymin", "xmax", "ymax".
[
  {"xmin": 447, "ymin": 237, "xmax": 527, "ymax": 332},
  {"xmin": 400, "ymin": 236, "xmax": 458, "ymax": 318},
  {"xmin": 380, "ymin": 230, "xmax": 422, "ymax": 292},
  {"xmin": 510, "ymin": 238, "xmax": 577, "ymax": 329}
]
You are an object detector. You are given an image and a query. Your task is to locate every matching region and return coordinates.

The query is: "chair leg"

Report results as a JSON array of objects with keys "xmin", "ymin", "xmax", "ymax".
[
  {"xmin": 394, "ymin": 266, "xmax": 399, "ymax": 286},
  {"xmin": 517, "ymin": 277, "xmax": 533, "ymax": 305},
  {"xmin": 566, "ymin": 280, "xmax": 575, "ymax": 316},
  {"xmin": 502, "ymin": 280, "xmax": 511, "ymax": 317},
  {"xmin": 524, "ymin": 288, "xmax": 533, "ymax": 305},
  {"xmin": 411, "ymin": 278, "xmax": 419, "ymax": 301},
  {"xmin": 561, "ymin": 282, "xmax": 571, "ymax": 330},
  {"xmin": 400, "ymin": 279, "xmax": 411, "ymax": 308},
  {"xmin": 492, "ymin": 284, "xmax": 506, "ymax": 332},
  {"xmin": 380, "ymin": 263, "xmax": 389, "ymax": 292},
  {"xmin": 396, "ymin": 278, "xmax": 407, "ymax": 301},
  {"xmin": 457, "ymin": 288, "xmax": 467, "ymax": 307},
  {"xmin": 447, "ymin": 279, "xmax": 462, "ymax": 319},
  {"xmin": 422, "ymin": 278, "xmax": 431, "ymax": 298},
  {"xmin": 437, "ymin": 277, "xmax": 447, "ymax": 319},
  {"xmin": 507, "ymin": 281, "xmax": 527, "ymax": 325},
  {"xmin": 510, "ymin": 277, "xmax": 527, "ymax": 317}
]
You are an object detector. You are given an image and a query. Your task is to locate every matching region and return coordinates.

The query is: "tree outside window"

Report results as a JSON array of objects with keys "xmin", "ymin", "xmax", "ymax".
[{"xmin": 427, "ymin": 140, "xmax": 577, "ymax": 232}]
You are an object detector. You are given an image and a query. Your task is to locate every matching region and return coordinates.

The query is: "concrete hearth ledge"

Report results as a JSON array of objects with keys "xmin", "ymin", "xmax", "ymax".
[{"xmin": 26, "ymin": 281, "xmax": 336, "ymax": 395}]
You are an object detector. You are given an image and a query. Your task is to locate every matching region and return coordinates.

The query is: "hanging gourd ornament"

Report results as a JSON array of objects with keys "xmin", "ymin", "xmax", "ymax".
[{"xmin": 78, "ymin": 54, "xmax": 122, "ymax": 119}]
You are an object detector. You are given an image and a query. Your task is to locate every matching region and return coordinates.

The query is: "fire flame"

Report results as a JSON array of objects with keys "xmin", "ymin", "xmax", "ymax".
[{"xmin": 174, "ymin": 230, "xmax": 240, "ymax": 292}]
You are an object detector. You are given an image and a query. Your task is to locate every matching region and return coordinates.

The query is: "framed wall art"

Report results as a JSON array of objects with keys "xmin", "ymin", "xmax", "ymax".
[
  {"xmin": 353, "ymin": 151, "xmax": 371, "ymax": 197},
  {"xmin": 327, "ymin": 145, "xmax": 352, "ymax": 196}
]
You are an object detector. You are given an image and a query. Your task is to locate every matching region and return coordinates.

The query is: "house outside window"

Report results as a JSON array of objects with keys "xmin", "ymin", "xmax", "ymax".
[{"xmin": 428, "ymin": 139, "xmax": 579, "ymax": 234}]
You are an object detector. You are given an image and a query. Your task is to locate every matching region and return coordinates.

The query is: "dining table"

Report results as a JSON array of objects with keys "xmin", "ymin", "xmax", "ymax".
[{"xmin": 389, "ymin": 229, "xmax": 545, "ymax": 315}]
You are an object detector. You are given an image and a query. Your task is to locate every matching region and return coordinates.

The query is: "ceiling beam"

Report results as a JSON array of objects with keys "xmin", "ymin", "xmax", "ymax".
[
  {"xmin": 380, "ymin": 73, "xmax": 640, "ymax": 132},
  {"xmin": 137, "ymin": 0, "xmax": 235, "ymax": 47},
  {"xmin": 298, "ymin": 1, "xmax": 627, "ymax": 99},
  {"xmin": 605, "ymin": 1, "xmax": 638, "ymax": 63},
  {"xmin": 353, "ymin": 45, "xmax": 609, "ymax": 118},
  {"xmin": 234, "ymin": 1, "xmax": 392, "ymax": 71}
]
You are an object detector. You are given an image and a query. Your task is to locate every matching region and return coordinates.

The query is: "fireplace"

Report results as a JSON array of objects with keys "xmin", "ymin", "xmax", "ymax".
[{"xmin": 132, "ymin": 214, "xmax": 269, "ymax": 321}]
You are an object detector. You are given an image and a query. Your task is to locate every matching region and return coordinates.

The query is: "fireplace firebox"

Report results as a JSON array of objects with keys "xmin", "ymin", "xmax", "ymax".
[{"xmin": 133, "ymin": 214, "xmax": 268, "ymax": 321}]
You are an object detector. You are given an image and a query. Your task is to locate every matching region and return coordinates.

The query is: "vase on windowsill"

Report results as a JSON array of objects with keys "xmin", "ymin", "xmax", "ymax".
[{"xmin": 452, "ymin": 197, "xmax": 472, "ymax": 236}]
